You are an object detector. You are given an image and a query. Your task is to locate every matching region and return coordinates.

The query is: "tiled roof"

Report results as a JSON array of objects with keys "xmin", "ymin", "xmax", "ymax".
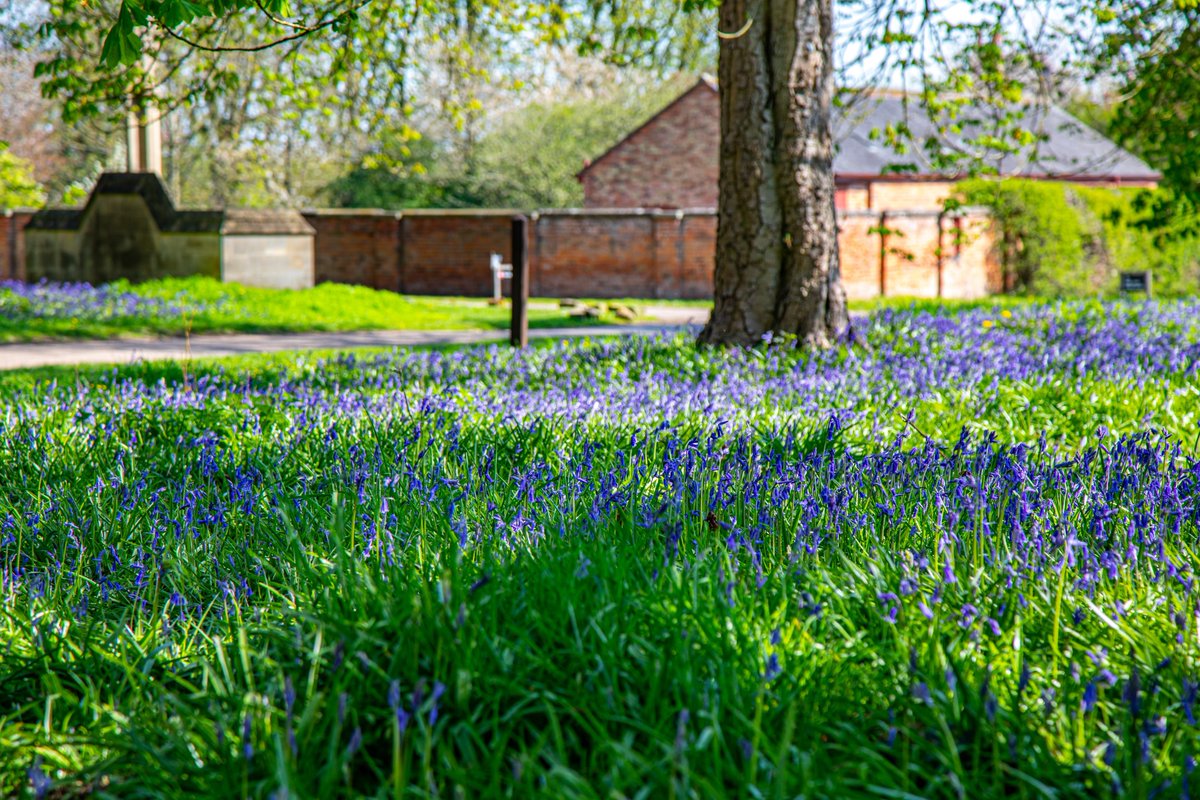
[
  {"xmin": 582, "ymin": 78, "xmax": 1160, "ymax": 182},
  {"xmin": 834, "ymin": 93, "xmax": 1159, "ymax": 181}
]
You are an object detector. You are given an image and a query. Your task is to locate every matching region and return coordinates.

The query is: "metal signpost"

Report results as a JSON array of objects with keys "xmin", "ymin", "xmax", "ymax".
[{"xmin": 489, "ymin": 253, "xmax": 512, "ymax": 305}]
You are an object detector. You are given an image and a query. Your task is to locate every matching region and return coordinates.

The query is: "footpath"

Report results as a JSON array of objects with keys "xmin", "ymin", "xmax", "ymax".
[{"xmin": 0, "ymin": 307, "xmax": 708, "ymax": 371}]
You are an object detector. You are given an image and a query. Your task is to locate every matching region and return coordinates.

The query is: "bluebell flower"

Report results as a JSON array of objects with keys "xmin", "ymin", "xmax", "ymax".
[
  {"xmin": 388, "ymin": 680, "xmax": 401, "ymax": 714},
  {"xmin": 284, "ymin": 677, "xmax": 296, "ymax": 716},
  {"xmin": 429, "ymin": 681, "xmax": 446, "ymax": 725},
  {"xmin": 28, "ymin": 758, "xmax": 51, "ymax": 800},
  {"xmin": 345, "ymin": 727, "xmax": 362, "ymax": 758},
  {"xmin": 1124, "ymin": 665, "xmax": 1141, "ymax": 718},
  {"xmin": 1082, "ymin": 681, "xmax": 1098, "ymax": 714},
  {"xmin": 242, "ymin": 713, "xmax": 253, "ymax": 761},
  {"xmin": 1183, "ymin": 679, "xmax": 1197, "ymax": 725},
  {"xmin": 674, "ymin": 708, "xmax": 689, "ymax": 752}
]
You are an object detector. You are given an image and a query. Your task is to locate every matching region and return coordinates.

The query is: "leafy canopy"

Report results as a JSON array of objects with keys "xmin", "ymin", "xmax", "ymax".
[
  {"xmin": 53, "ymin": 0, "xmax": 1200, "ymax": 213},
  {"xmin": 87, "ymin": 0, "xmax": 1177, "ymax": 180},
  {"xmin": 0, "ymin": 144, "xmax": 46, "ymax": 209}
]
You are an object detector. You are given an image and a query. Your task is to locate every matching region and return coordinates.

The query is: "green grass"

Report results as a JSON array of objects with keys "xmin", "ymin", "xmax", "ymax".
[
  {"xmin": 3, "ymin": 300, "xmax": 1200, "ymax": 798},
  {"xmin": 0, "ymin": 277, "xmax": 663, "ymax": 342}
]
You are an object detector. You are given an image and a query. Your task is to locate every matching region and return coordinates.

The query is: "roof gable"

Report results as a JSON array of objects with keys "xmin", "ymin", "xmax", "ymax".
[{"xmin": 576, "ymin": 76, "xmax": 717, "ymax": 180}]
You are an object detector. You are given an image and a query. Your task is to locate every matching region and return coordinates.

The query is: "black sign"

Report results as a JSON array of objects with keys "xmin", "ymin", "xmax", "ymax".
[{"xmin": 1119, "ymin": 271, "xmax": 1152, "ymax": 295}]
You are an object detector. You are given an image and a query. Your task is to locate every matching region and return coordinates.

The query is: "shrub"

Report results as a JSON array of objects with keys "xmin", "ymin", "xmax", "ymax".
[{"xmin": 956, "ymin": 178, "xmax": 1200, "ymax": 296}]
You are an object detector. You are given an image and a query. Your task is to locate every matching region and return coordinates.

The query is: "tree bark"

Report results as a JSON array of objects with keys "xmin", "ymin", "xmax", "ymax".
[{"xmin": 701, "ymin": 0, "xmax": 848, "ymax": 348}]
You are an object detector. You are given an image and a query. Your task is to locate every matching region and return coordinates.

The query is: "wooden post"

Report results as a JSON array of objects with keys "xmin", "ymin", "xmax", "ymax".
[
  {"xmin": 935, "ymin": 210, "xmax": 945, "ymax": 299},
  {"xmin": 510, "ymin": 215, "xmax": 529, "ymax": 348},
  {"xmin": 878, "ymin": 211, "xmax": 889, "ymax": 298},
  {"xmin": 5, "ymin": 210, "xmax": 15, "ymax": 282}
]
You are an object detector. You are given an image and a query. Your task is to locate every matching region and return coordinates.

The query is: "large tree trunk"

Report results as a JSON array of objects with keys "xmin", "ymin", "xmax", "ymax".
[{"xmin": 701, "ymin": 0, "xmax": 848, "ymax": 347}]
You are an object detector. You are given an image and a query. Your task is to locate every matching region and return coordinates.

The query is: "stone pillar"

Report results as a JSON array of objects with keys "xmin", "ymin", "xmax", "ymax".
[
  {"xmin": 126, "ymin": 107, "xmax": 163, "ymax": 175},
  {"xmin": 126, "ymin": 55, "xmax": 163, "ymax": 176}
]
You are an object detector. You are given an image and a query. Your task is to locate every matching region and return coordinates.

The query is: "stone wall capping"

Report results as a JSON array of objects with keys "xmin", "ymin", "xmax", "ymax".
[
  {"xmin": 536, "ymin": 207, "xmax": 717, "ymax": 218},
  {"xmin": 221, "ymin": 208, "xmax": 315, "ymax": 236}
]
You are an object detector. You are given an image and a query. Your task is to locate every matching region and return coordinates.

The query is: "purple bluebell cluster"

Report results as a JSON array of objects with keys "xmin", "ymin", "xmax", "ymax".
[
  {"xmin": 5, "ymin": 299, "xmax": 1200, "ymax": 795},
  {"xmin": 9, "ymin": 300, "xmax": 1197, "ymax": 447},
  {"xmin": 0, "ymin": 279, "xmax": 210, "ymax": 323}
]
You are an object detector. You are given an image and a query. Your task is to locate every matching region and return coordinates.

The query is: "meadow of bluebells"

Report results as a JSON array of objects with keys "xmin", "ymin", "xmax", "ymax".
[
  {"xmin": 3, "ymin": 300, "xmax": 1200, "ymax": 798},
  {"xmin": 0, "ymin": 279, "xmax": 212, "ymax": 325}
]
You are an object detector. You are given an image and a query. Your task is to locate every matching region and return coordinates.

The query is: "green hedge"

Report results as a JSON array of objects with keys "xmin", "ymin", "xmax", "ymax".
[{"xmin": 955, "ymin": 178, "xmax": 1200, "ymax": 297}]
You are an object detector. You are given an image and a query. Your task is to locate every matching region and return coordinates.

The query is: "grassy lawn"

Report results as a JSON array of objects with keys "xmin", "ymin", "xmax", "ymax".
[
  {"xmin": 3, "ymin": 299, "xmax": 1200, "ymax": 797},
  {"xmin": 0, "ymin": 277, "xmax": 681, "ymax": 342},
  {"xmin": 0, "ymin": 275, "xmax": 1061, "ymax": 344}
]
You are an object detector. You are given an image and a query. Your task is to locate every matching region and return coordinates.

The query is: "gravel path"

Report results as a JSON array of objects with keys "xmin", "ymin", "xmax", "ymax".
[{"xmin": 0, "ymin": 307, "xmax": 709, "ymax": 371}]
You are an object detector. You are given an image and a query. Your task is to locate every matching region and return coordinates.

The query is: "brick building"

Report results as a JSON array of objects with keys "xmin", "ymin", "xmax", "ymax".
[{"xmin": 578, "ymin": 77, "xmax": 1159, "ymax": 210}]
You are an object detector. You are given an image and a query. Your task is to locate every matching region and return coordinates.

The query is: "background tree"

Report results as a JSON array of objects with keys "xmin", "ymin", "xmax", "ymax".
[
  {"xmin": 12, "ymin": 1, "xmax": 713, "ymax": 208},
  {"xmin": 1091, "ymin": 1, "xmax": 1200, "ymax": 204},
  {"xmin": 0, "ymin": 145, "xmax": 47, "ymax": 209},
  {"xmin": 0, "ymin": 48, "xmax": 63, "ymax": 186},
  {"xmin": 329, "ymin": 70, "xmax": 692, "ymax": 208}
]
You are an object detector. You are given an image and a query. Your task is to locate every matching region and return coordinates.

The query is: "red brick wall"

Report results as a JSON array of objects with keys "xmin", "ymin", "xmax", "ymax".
[
  {"xmin": 878, "ymin": 211, "xmax": 997, "ymax": 300},
  {"xmin": 8, "ymin": 205, "xmax": 993, "ymax": 302},
  {"xmin": 0, "ymin": 211, "xmax": 33, "ymax": 281},
  {"xmin": 838, "ymin": 213, "xmax": 882, "ymax": 298},
  {"xmin": 304, "ymin": 209, "xmax": 722, "ymax": 300},
  {"xmin": 666, "ymin": 214, "xmax": 718, "ymax": 298},
  {"xmin": 533, "ymin": 213, "xmax": 660, "ymax": 297},
  {"xmin": 579, "ymin": 80, "xmax": 720, "ymax": 209},
  {"xmin": 882, "ymin": 213, "xmax": 943, "ymax": 297},
  {"xmin": 302, "ymin": 210, "xmax": 402, "ymax": 290},
  {"xmin": 300, "ymin": 207, "xmax": 993, "ymax": 301},
  {"xmin": 401, "ymin": 212, "xmax": 513, "ymax": 296},
  {"xmin": 533, "ymin": 211, "xmax": 716, "ymax": 299}
]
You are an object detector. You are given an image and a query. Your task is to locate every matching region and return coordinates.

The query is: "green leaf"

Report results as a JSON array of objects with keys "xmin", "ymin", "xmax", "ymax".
[
  {"xmin": 100, "ymin": 4, "xmax": 144, "ymax": 68},
  {"xmin": 157, "ymin": 0, "xmax": 212, "ymax": 27}
]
